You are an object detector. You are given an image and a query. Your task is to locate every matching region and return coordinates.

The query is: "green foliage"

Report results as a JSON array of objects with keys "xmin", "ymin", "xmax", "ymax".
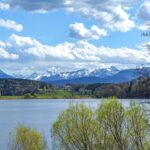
[
  {"xmin": 9, "ymin": 125, "xmax": 47, "ymax": 150},
  {"xmin": 24, "ymin": 93, "xmax": 38, "ymax": 99},
  {"xmin": 126, "ymin": 102, "xmax": 150, "ymax": 150},
  {"xmin": 0, "ymin": 79, "xmax": 53, "ymax": 96},
  {"xmin": 70, "ymin": 77, "xmax": 150, "ymax": 98},
  {"xmin": 52, "ymin": 98, "xmax": 150, "ymax": 150},
  {"xmin": 52, "ymin": 90, "xmax": 74, "ymax": 99},
  {"xmin": 51, "ymin": 104, "xmax": 96, "ymax": 150},
  {"xmin": 96, "ymin": 98, "xmax": 126, "ymax": 150},
  {"xmin": 0, "ymin": 77, "xmax": 150, "ymax": 99},
  {"xmin": 24, "ymin": 93, "xmax": 33, "ymax": 99}
]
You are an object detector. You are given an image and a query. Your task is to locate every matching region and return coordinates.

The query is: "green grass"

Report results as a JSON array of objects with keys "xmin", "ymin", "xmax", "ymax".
[
  {"xmin": 0, "ymin": 90, "xmax": 91, "ymax": 100},
  {"xmin": 0, "ymin": 96, "xmax": 24, "ymax": 99}
]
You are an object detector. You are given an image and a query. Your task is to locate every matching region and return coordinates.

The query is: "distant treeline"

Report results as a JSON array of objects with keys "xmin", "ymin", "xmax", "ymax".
[
  {"xmin": 0, "ymin": 77, "xmax": 149, "ymax": 98},
  {"xmin": 0, "ymin": 79, "xmax": 53, "ymax": 96},
  {"xmin": 68, "ymin": 77, "xmax": 150, "ymax": 98}
]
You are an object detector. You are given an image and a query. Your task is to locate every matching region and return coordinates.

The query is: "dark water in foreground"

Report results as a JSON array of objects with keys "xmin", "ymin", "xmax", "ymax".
[{"xmin": 0, "ymin": 99, "xmax": 149, "ymax": 150}]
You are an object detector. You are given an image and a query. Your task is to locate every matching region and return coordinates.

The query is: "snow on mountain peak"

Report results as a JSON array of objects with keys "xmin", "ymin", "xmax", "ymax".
[
  {"xmin": 46, "ymin": 67, "xmax": 64, "ymax": 76},
  {"xmin": 27, "ymin": 72, "xmax": 43, "ymax": 80},
  {"xmin": 26, "ymin": 66, "xmax": 120, "ymax": 81}
]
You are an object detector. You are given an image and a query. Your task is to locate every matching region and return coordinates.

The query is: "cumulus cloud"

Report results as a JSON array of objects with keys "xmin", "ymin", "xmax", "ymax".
[
  {"xmin": 69, "ymin": 23, "xmax": 107, "ymax": 41},
  {"xmin": 0, "ymin": 48, "xmax": 19, "ymax": 59},
  {"xmin": 138, "ymin": 0, "xmax": 150, "ymax": 21},
  {"xmin": 0, "ymin": 2, "xmax": 10, "ymax": 10},
  {"xmin": 0, "ymin": 19, "xmax": 23, "ymax": 32},
  {"xmin": 7, "ymin": 34, "xmax": 74, "ymax": 60},
  {"xmin": 67, "ymin": 1, "xmax": 135, "ymax": 32},
  {"xmin": 104, "ymin": 5, "xmax": 135, "ymax": 32},
  {"xmin": 2, "ymin": 34, "xmax": 149, "ymax": 67},
  {"xmin": 0, "ymin": 41, "xmax": 19, "ymax": 60},
  {"xmin": 6, "ymin": 0, "xmax": 64, "ymax": 12},
  {"xmin": 5, "ymin": 0, "xmax": 135, "ymax": 32}
]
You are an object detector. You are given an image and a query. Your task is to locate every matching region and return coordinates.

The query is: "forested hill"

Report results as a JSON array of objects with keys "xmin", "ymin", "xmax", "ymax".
[
  {"xmin": 0, "ymin": 79, "xmax": 53, "ymax": 96},
  {"xmin": 0, "ymin": 77, "xmax": 149, "ymax": 98},
  {"xmin": 69, "ymin": 77, "xmax": 150, "ymax": 98}
]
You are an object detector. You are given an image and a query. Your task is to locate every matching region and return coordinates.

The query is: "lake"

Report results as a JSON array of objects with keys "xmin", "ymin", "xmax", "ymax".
[{"xmin": 0, "ymin": 99, "xmax": 149, "ymax": 150}]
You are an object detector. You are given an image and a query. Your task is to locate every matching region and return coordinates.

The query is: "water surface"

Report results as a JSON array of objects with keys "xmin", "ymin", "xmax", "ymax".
[{"xmin": 0, "ymin": 99, "xmax": 149, "ymax": 150}]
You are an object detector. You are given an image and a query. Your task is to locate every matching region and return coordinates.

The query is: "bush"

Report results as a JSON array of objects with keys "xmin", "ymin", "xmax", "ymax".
[
  {"xmin": 52, "ymin": 98, "xmax": 150, "ymax": 150},
  {"xmin": 9, "ymin": 125, "xmax": 47, "ymax": 150},
  {"xmin": 24, "ymin": 93, "xmax": 33, "ymax": 99}
]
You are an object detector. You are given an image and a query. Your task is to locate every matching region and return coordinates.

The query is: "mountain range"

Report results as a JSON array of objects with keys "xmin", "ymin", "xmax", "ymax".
[
  {"xmin": 1, "ymin": 66, "xmax": 150, "ymax": 85},
  {"xmin": 0, "ymin": 70, "xmax": 13, "ymax": 79}
]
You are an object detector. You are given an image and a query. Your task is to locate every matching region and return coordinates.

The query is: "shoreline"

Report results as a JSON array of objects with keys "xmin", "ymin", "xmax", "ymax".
[
  {"xmin": 0, "ymin": 97, "xmax": 149, "ymax": 101},
  {"xmin": 0, "ymin": 96, "xmax": 93, "ymax": 100}
]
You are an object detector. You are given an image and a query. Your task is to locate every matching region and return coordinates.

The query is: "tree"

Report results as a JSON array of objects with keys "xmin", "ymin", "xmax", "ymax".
[
  {"xmin": 9, "ymin": 125, "xmax": 47, "ymax": 150},
  {"xmin": 51, "ymin": 104, "xmax": 97, "ymax": 150},
  {"xmin": 126, "ymin": 101, "xmax": 150, "ymax": 150},
  {"xmin": 96, "ymin": 98, "xmax": 127, "ymax": 150},
  {"xmin": 52, "ymin": 98, "xmax": 150, "ymax": 150}
]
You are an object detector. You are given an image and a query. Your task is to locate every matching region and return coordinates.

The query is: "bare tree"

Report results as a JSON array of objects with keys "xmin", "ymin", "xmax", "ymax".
[
  {"xmin": 141, "ymin": 22, "xmax": 150, "ymax": 53},
  {"xmin": 136, "ymin": 23, "xmax": 150, "ymax": 77}
]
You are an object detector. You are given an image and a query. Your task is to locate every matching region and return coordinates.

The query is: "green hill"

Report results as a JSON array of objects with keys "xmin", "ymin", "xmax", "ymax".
[
  {"xmin": 0, "ymin": 79, "xmax": 53, "ymax": 96},
  {"xmin": 69, "ymin": 77, "xmax": 150, "ymax": 98}
]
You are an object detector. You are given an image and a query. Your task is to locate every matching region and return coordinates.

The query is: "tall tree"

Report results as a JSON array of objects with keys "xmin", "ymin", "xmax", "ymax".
[{"xmin": 52, "ymin": 98, "xmax": 150, "ymax": 150}]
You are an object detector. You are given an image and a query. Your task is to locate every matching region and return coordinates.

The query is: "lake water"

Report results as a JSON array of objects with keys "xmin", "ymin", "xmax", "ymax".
[{"xmin": 0, "ymin": 99, "xmax": 149, "ymax": 150}]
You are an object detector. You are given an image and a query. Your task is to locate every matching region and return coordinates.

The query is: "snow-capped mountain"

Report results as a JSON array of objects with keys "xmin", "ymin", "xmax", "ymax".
[
  {"xmin": 27, "ymin": 72, "xmax": 43, "ymax": 80},
  {"xmin": 28, "ymin": 66, "xmax": 119, "ymax": 82},
  {"xmin": 28, "ymin": 67, "xmax": 64, "ymax": 81},
  {"xmin": 0, "ymin": 70, "xmax": 13, "ymax": 79},
  {"xmin": 0, "ymin": 67, "xmax": 150, "ymax": 85},
  {"xmin": 50, "ymin": 68, "xmax": 150, "ymax": 85},
  {"xmin": 13, "ymin": 74, "xmax": 28, "ymax": 79},
  {"xmin": 46, "ymin": 67, "xmax": 64, "ymax": 76}
]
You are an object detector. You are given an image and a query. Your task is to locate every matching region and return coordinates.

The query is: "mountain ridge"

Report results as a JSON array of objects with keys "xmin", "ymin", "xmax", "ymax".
[
  {"xmin": 27, "ymin": 66, "xmax": 120, "ymax": 81},
  {"xmin": 1, "ymin": 66, "xmax": 150, "ymax": 85},
  {"xmin": 0, "ymin": 70, "xmax": 13, "ymax": 79}
]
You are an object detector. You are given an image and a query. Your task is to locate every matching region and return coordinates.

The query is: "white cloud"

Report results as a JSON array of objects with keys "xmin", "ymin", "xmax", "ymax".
[
  {"xmin": 0, "ymin": 2, "xmax": 10, "ymax": 10},
  {"xmin": 67, "ymin": 1, "xmax": 135, "ymax": 32},
  {"xmin": 7, "ymin": 34, "xmax": 75, "ymax": 60},
  {"xmin": 69, "ymin": 23, "xmax": 107, "ymax": 41},
  {"xmin": 5, "ymin": 0, "xmax": 135, "ymax": 32},
  {"xmin": 104, "ymin": 5, "xmax": 135, "ymax": 32},
  {"xmin": 6, "ymin": 0, "xmax": 64, "ymax": 11},
  {"xmin": 0, "ymin": 41, "xmax": 19, "ymax": 60},
  {"xmin": 4, "ymin": 34, "xmax": 150, "ymax": 66},
  {"xmin": 0, "ymin": 48, "xmax": 19, "ymax": 59},
  {"xmin": 0, "ymin": 19, "xmax": 23, "ymax": 32},
  {"xmin": 8, "ymin": 33, "xmax": 39, "ymax": 48},
  {"xmin": 138, "ymin": 0, "xmax": 150, "ymax": 21},
  {"xmin": 0, "ymin": 33, "xmax": 149, "ymax": 71}
]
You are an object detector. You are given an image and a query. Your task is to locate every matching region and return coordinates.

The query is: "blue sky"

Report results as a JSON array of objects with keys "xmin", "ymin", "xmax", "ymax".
[{"xmin": 0, "ymin": 0, "xmax": 150, "ymax": 74}]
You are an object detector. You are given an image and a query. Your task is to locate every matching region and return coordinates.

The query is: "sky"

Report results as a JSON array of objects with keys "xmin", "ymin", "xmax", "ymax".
[{"xmin": 0, "ymin": 0, "xmax": 150, "ymax": 74}]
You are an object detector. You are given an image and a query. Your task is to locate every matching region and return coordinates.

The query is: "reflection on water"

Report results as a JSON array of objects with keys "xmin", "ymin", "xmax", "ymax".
[{"xmin": 0, "ymin": 99, "xmax": 149, "ymax": 150}]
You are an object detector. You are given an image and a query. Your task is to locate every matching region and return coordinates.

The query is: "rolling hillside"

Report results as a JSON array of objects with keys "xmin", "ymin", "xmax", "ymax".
[{"xmin": 0, "ymin": 79, "xmax": 52, "ymax": 96}]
